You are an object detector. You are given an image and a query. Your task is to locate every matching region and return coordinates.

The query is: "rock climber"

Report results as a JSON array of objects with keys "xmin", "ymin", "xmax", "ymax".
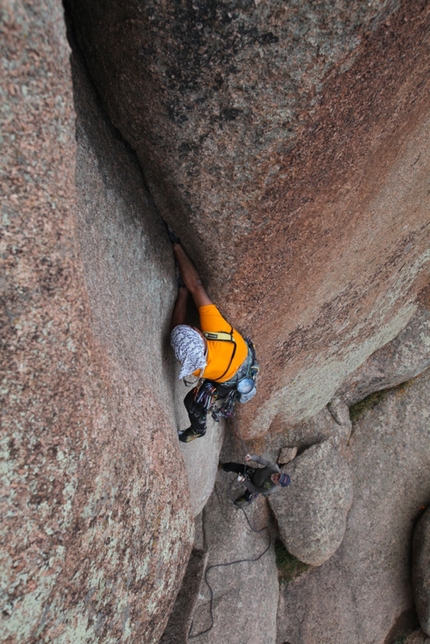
[
  {"xmin": 220, "ymin": 453, "xmax": 290, "ymax": 506},
  {"xmin": 168, "ymin": 229, "xmax": 258, "ymax": 443}
]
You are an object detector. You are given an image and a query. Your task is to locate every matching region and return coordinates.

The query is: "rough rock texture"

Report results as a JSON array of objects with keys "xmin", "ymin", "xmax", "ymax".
[
  {"xmin": 269, "ymin": 441, "xmax": 353, "ymax": 566},
  {"xmin": 412, "ymin": 506, "xmax": 430, "ymax": 636},
  {"xmin": 277, "ymin": 368, "xmax": 430, "ymax": 644},
  {"xmin": 266, "ymin": 403, "xmax": 352, "ymax": 458},
  {"xmin": 337, "ymin": 305, "xmax": 430, "ymax": 405},
  {"xmin": 278, "ymin": 446, "xmax": 298, "ymax": 464},
  {"xmin": 160, "ymin": 546, "xmax": 209, "ymax": 644},
  {"xmin": 3, "ymin": 1, "xmax": 430, "ymax": 642},
  {"xmin": 189, "ymin": 470, "xmax": 279, "ymax": 644},
  {"xmin": 326, "ymin": 397, "xmax": 353, "ymax": 454},
  {"xmin": 66, "ymin": 0, "xmax": 430, "ymax": 435},
  {"xmin": 1, "ymin": 3, "xmax": 195, "ymax": 642},
  {"xmin": 405, "ymin": 631, "xmax": 430, "ymax": 644}
]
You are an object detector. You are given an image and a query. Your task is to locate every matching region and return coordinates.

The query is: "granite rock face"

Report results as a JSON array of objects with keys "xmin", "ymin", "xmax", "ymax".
[
  {"xmin": 268, "ymin": 402, "xmax": 353, "ymax": 455},
  {"xmin": 160, "ymin": 545, "xmax": 209, "ymax": 644},
  {"xmin": 3, "ymin": 1, "xmax": 430, "ymax": 642},
  {"xmin": 1, "ymin": 3, "xmax": 194, "ymax": 643},
  {"xmin": 269, "ymin": 441, "xmax": 353, "ymax": 566},
  {"xmin": 412, "ymin": 506, "xmax": 430, "ymax": 636},
  {"xmin": 277, "ymin": 368, "xmax": 430, "ymax": 644},
  {"xmin": 188, "ymin": 470, "xmax": 279, "ymax": 644},
  {"xmin": 337, "ymin": 305, "xmax": 430, "ymax": 405},
  {"xmin": 67, "ymin": 0, "xmax": 430, "ymax": 435},
  {"xmin": 405, "ymin": 631, "xmax": 430, "ymax": 644}
]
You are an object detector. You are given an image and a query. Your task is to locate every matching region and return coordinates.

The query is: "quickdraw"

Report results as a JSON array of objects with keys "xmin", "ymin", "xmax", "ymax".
[
  {"xmin": 195, "ymin": 382, "xmax": 218, "ymax": 410},
  {"xmin": 211, "ymin": 389, "xmax": 237, "ymax": 422}
]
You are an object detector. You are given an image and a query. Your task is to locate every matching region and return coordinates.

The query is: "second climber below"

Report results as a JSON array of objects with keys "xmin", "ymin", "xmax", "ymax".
[
  {"xmin": 220, "ymin": 453, "xmax": 291, "ymax": 507},
  {"xmin": 168, "ymin": 231, "xmax": 258, "ymax": 443}
]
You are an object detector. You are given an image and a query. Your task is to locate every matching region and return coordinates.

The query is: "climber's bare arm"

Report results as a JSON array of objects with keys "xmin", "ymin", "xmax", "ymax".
[
  {"xmin": 173, "ymin": 243, "xmax": 213, "ymax": 309},
  {"xmin": 170, "ymin": 286, "xmax": 189, "ymax": 330}
]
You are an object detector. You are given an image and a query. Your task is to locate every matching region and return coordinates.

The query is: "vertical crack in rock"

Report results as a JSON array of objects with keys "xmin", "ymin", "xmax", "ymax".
[
  {"xmin": 64, "ymin": 0, "xmax": 430, "ymax": 438},
  {"xmin": 3, "ymin": 0, "xmax": 430, "ymax": 642}
]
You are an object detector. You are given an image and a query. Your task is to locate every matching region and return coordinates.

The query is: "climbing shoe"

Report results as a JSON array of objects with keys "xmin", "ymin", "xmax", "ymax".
[{"xmin": 178, "ymin": 427, "xmax": 205, "ymax": 443}]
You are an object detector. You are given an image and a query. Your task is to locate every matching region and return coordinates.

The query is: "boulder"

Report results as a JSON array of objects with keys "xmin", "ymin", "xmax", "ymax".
[
  {"xmin": 277, "ymin": 368, "xmax": 430, "ymax": 644},
  {"xmin": 337, "ymin": 305, "xmax": 430, "ymax": 405},
  {"xmin": 66, "ymin": 0, "xmax": 430, "ymax": 434},
  {"xmin": 326, "ymin": 397, "xmax": 353, "ymax": 453},
  {"xmin": 405, "ymin": 630, "xmax": 430, "ymax": 644},
  {"xmin": 1, "ymin": 4, "xmax": 195, "ymax": 642},
  {"xmin": 278, "ymin": 447, "xmax": 298, "ymax": 465},
  {"xmin": 412, "ymin": 506, "xmax": 430, "ymax": 636},
  {"xmin": 404, "ymin": 630, "xmax": 430, "ymax": 644},
  {"xmin": 189, "ymin": 468, "xmax": 279, "ymax": 644},
  {"xmin": 269, "ymin": 441, "xmax": 353, "ymax": 566}
]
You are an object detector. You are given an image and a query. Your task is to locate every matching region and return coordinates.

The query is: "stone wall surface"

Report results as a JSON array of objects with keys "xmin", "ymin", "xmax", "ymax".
[
  {"xmin": 1, "ymin": 2, "xmax": 194, "ymax": 642},
  {"xmin": 276, "ymin": 367, "xmax": 430, "ymax": 644},
  {"xmin": 269, "ymin": 440, "xmax": 353, "ymax": 566},
  {"xmin": 336, "ymin": 305, "xmax": 430, "ymax": 405},
  {"xmin": 2, "ymin": 1, "xmax": 430, "ymax": 643},
  {"xmin": 66, "ymin": 0, "xmax": 430, "ymax": 436},
  {"xmin": 412, "ymin": 505, "xmax": 430, "ymax": 636},
  {"xmin": 189, "ymin": 471, "xmax": 279, "ymax": 644}
]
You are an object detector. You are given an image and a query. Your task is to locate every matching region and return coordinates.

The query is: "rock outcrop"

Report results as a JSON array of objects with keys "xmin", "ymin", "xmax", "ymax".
[
  {"xmin": 336, "ymin": 305, "xmax": 430, "ymax": 405},
  {"xmin": 3, "ymin": 0, "xmax": 430, "ymax": 642},
  {"xmin": 412, "ymin": 506, "xmax": 430, "ymax": 636},
  {"xmin": 66, "ymin": 0, "xmax": 430, "ymax": 436},
  {"xmin": 269, "ymin": 441, "xmax": 353, "ymax": 566},
  {"xmin": 277, "ymin": 367, "xmax": 430, "ymax": 644},
  {"xmin": 2, "ymin": 3, "xmax": 194, "ymax": 642}
]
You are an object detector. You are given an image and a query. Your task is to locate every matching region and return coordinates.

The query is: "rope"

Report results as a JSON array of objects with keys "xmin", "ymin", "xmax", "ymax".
[
  {"xmin": 188, "ymin": 407, "xmax": 272, "ymax": 639},
  {"xmin": 188, "ymin": 460, "xmax": 272, "ymax": 640},
  {"xmin": 188, "ymin": 489, "xmax": 271, "ymax": 640}
]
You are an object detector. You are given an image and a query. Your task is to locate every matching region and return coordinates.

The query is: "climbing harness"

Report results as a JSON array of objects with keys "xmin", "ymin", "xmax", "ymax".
[
  {"xmin": 193, "ymin": 336, "xmax": 259, "ymax": 422},
  {"xmin": 203, "ymin": 327, "xmax": 237, "ymax": 382}
]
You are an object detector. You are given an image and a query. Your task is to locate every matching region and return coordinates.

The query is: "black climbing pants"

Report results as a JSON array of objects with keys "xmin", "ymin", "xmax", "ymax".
[
  {"xmin": 222, "ymin": 462, "xmax": 254, "ymax": 503},
  {"xmin": 184, "ymin": 381, "xmax": 233, "ymax": 435}
]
